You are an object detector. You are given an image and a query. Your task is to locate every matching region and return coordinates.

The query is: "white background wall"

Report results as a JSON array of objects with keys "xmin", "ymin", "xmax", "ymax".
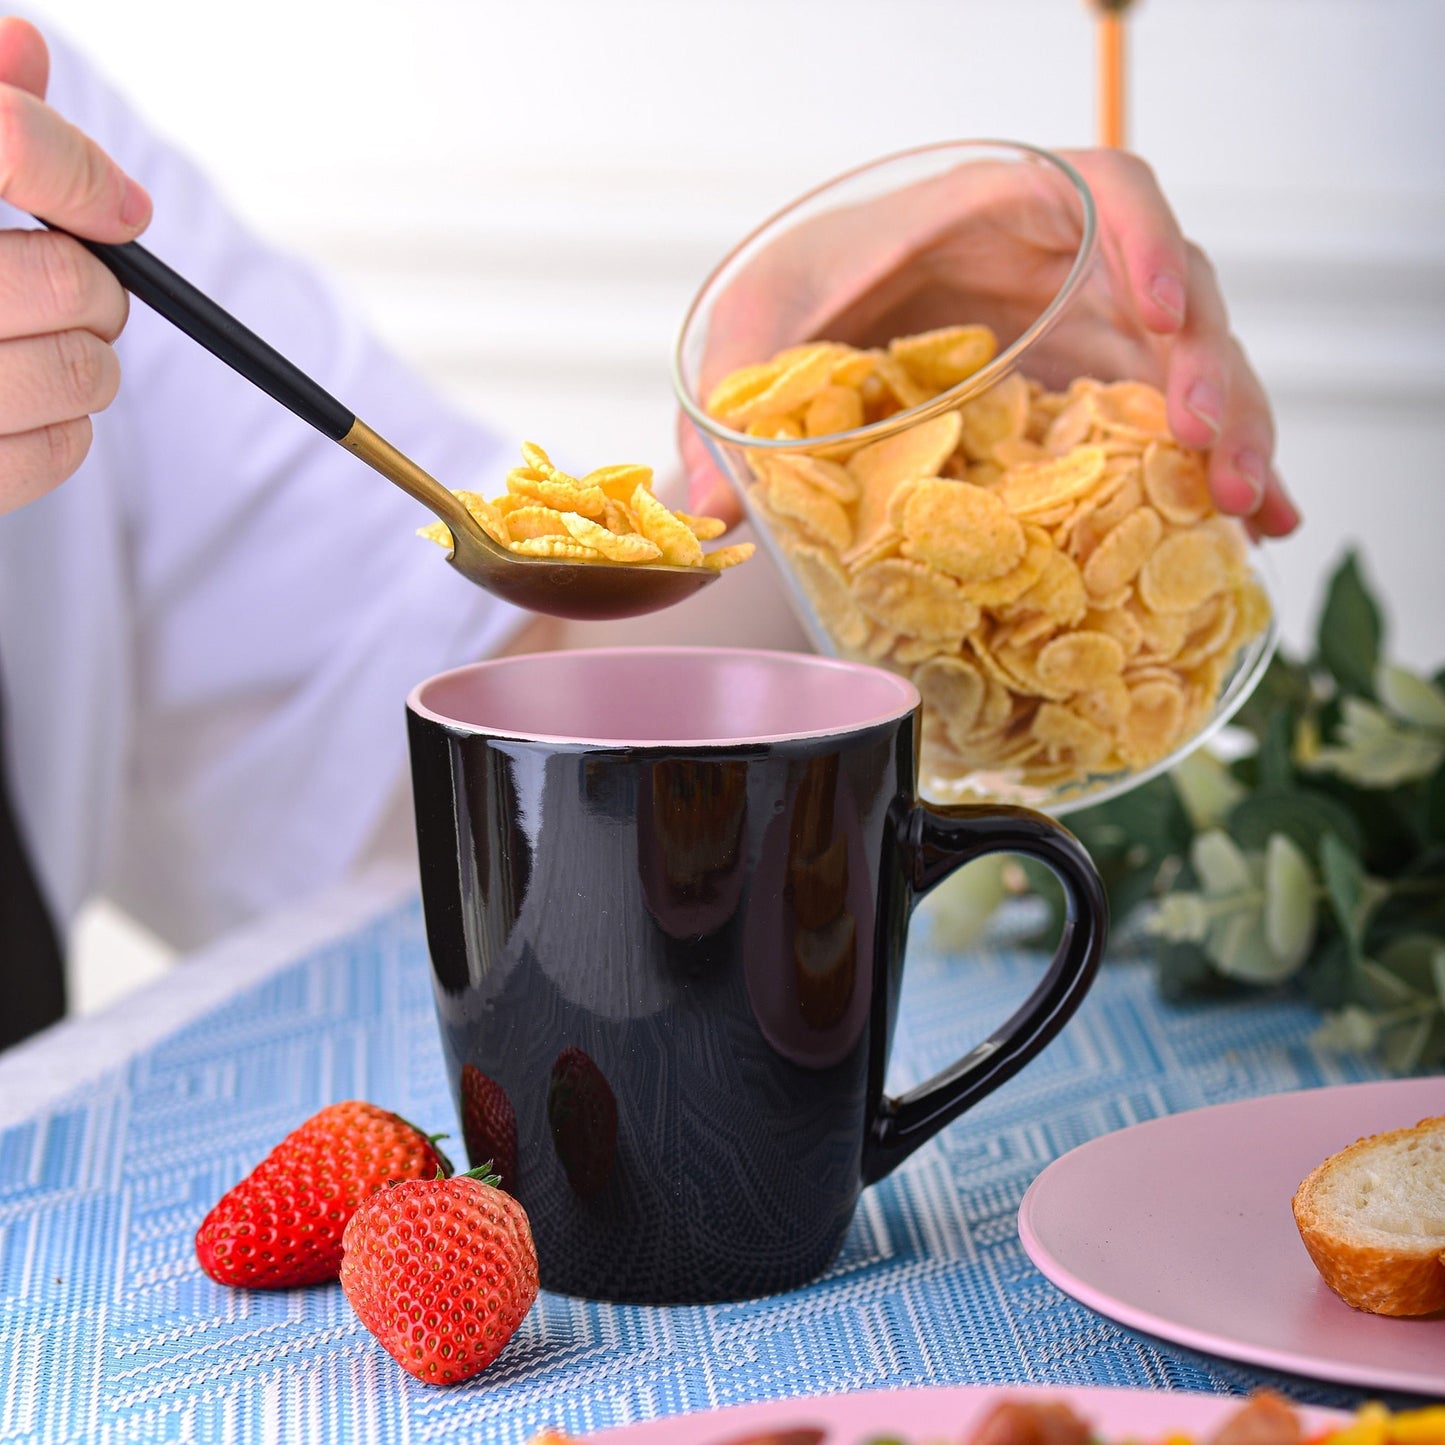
[
  {"xmin": 26, "ymin": 0, "xmax": 1445, "ymax": 1004},
  {"xmin": 40, "ymin": 0, "xmax": 1445, "ymax": 663}
]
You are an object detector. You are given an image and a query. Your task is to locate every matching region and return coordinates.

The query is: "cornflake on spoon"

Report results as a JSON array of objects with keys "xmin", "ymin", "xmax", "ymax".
[{"xmin": 419, "ymin": 442, "xmax": 754, "ymax": 573}]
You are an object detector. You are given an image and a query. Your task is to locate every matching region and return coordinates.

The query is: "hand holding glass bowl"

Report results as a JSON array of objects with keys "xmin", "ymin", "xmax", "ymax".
[{"xmin": 674, "ymin": 141, "xmax": 1283, "ymax": 814}]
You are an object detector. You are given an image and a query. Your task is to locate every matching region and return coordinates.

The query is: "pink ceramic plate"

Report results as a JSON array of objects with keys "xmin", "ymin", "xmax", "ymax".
[
  {"xmin": 1018, "ymin": 1077, "xmax": 1445, "ymax": 1395},
  {"xmin": 581, "ymin": 1384, "xmax": 1346, "ymax": 1443}
]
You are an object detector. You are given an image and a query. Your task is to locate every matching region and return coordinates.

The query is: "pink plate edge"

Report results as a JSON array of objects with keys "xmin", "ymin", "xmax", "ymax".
[
  {"xmin": 1016, "ymin": 1078, "xmax": 1445, "ymax": 1395},
  {"xmin": 578, "ymin": 1383, "xmax": 1349, "ymax": 1444}
]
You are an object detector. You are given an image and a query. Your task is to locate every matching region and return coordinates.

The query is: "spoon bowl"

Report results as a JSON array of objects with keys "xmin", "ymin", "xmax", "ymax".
[
  {"xmin": 445, "ymin": 524, "xmax": 718, "ymax": 620},
  {"xmin": 55, "ymin": 224, "xmax": 718, "ymax": 622},
  {"xmin": 341, "ymin": 420, "xmax": 718, "ymax": 620}
]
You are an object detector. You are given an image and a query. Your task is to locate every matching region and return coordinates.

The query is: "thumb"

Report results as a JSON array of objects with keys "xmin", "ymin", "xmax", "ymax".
[
  {"xmin": 0, "ymin": 16, "xmax": 49, "ymax": 97},
  {"xmin": 677, "ymin": 410, "xmax": 742, "ymax": 528},
  {"xmin": 0, "ymin": 21, "xmax": 151, "ymax": 241}
]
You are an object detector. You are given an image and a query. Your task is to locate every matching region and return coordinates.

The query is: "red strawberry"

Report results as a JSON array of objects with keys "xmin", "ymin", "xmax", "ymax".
[
  {"xmin": 340, "ymin": 1166, "xmax": 539, "ymax": 1385},
  {"xmin": 459, "ymin": 1064, "xmax": 518, "ymax": 1190},
  {"xmin": 546, "ymin": 1046, "xmax": 617, "ymax": 1199},
  {"xmin": 195, "ymin": 1100, "xmax": 450, "ymax": 1288}
]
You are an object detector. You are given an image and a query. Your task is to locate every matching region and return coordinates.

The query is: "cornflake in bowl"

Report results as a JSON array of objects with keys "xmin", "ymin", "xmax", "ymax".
[{"xmin": 675, "ymin": 143, "xmax": 1276, "ymax": 814}]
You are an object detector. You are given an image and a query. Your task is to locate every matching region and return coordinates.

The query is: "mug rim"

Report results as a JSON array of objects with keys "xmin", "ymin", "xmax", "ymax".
[
  {"xmin": 407, "ymin": 645, "xmax": 921, "ymax": 748},
  {"xmin": 672, "ymin": 138, "xmax": 1099, "ymax": 453}
]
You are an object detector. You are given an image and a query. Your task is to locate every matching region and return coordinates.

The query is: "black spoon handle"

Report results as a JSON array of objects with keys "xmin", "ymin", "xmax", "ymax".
[{"xmin": 42, "ymin": 220, "xmax": 355, "ymax": 442}]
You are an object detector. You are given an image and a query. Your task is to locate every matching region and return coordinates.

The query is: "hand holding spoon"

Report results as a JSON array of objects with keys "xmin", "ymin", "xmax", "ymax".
[{"xmin": 51, "ymin": 227, "xmax": 717, "ymax": 621}]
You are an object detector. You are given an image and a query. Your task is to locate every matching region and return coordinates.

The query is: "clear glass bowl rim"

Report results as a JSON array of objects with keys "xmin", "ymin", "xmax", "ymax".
[
  {"xmin": 672, "ymin": 138, "xmax": 1100, "ymax": 453},
  {"xmin": 669, "ymin": 136, "xmax": 1278, "ymax": 819}
]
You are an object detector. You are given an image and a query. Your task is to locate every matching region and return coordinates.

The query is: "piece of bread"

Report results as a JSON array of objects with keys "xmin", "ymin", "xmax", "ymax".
[{"xmin": 1291, "ymin": 1113, "xmax": 1445, "ymax": 1316}]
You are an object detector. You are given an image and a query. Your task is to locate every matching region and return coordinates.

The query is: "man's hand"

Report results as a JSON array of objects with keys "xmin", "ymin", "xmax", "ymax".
[
  {"xmin": 1063, "ymin": 149, "xmax": 1296, "ymax": 537},
  {"xmin": 681, "ymin": 146, "xmax": 1298, "ymax": 540},
  {"xmin": 0, "ymin": 16, "xmax": 151, "ymax": 515}
]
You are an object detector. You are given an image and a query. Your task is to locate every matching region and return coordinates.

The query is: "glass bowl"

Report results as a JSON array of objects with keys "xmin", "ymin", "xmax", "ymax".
[{"xmin": 674, "ymin": 140, "xmax": 1277, "ymax": 817}]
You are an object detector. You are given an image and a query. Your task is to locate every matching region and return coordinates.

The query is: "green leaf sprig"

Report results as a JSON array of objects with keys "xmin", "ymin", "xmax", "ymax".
[{"xmin": 1030, "ymin": 548, "xmax": 1445, "ymax": 1073}]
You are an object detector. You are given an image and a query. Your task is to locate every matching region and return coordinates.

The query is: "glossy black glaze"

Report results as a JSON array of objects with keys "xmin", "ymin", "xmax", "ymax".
[{"xmin": 408, "ymin": 703, "xmax": 1106, "ymax": 1304}]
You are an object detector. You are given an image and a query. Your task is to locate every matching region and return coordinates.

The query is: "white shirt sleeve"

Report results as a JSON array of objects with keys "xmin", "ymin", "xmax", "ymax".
[{"xmin": 0, "ymin": 13, "xmax": 530, "ymax": 948}]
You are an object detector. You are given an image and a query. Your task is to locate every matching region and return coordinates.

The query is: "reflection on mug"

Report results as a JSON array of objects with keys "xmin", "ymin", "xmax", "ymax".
[
  {"xmin": 787, "ymin": 756, "xmax": 858, "ymax": 1032},
  {"xmin": 638, "ymin": 759, "xmax": 749, "ymax": 941},
  {"xmin": 791, "ymin": 832, "xmax": 849, "ymax": 932},
  {"xmin": 547, "ymin": 1046, "xmax": 618, "ymax": 1201},
  {"xmin": 794, "ymin": 911, "xmax": 857, "ymax": 1031},
  {"xmin": 788, "ymin": 755, "xmax": 837, "ymax": 864},
  {"xmin": 460, "ymin": 1063, "xmax": 519, "ymax": 1192}
]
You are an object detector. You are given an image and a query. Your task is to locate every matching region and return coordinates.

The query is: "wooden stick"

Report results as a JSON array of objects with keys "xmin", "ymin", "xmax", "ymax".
[{"xmin": 1091, "ymin": 0, "xmax": 1136, "ymax": 149}]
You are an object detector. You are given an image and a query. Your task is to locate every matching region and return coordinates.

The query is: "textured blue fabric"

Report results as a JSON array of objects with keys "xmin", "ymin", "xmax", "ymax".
[{"xmin": 0, "ymin": 898, "xmax": 1388, "ymax": 1444}]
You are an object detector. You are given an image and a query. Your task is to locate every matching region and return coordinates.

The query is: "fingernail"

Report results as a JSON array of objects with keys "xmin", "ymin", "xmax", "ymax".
[
  {"xmin": 1183, "ymin": 380, "xmax": 1223, "ymax": 435},
  {"xmin": 1150, "ymin": 272, "xmax": 1186, "ymax": 323},
  {"xmin": 120, "ymin": 176, "xmax": 151, "ymax": 229},
  {"xmin": 1273, "ymin": 482, "xmax": 1301, "ymax": 534},
  {"xmin": 1232, "ymin": 448, "xmax": 1267, "ymax": 511}
]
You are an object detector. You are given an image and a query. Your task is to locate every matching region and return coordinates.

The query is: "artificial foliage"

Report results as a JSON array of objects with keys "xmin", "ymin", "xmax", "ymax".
[{"xmin": 1029, "ymin": 550, "xmax": 1445, "ymax": 1074}]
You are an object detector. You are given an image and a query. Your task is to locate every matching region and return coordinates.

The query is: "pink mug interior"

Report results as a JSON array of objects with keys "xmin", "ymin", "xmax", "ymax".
[{"xmin": 408, "ymin": 646, "xmax": 919, "ymax": 746}]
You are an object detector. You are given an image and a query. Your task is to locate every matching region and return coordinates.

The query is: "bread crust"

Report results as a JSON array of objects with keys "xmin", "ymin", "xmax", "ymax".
[{"xmin": 1291, "ymin": 1114, "xmax": 1445, "ymax": 1317}]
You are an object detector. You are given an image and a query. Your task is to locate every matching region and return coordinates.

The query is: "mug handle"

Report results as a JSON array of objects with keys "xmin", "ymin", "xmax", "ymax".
[{"xmin": 860, "ymin": 801, "xmax": 1108, "ymax": 1186}]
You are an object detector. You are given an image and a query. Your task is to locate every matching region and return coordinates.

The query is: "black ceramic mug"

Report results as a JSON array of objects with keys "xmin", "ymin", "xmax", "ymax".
[{"xmin": 407, "ymin": 646, "xmax": 1107, "ymax": 1303}]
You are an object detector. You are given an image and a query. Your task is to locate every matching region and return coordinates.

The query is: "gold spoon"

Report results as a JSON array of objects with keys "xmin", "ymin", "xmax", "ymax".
[{"xmin": 52, "ymin": 226, "xmax": 718, "ymax": 621}]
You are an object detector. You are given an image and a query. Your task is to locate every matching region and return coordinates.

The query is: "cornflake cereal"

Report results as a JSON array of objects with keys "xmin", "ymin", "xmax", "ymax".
[
  {"xmin": 419, "ymin": 443, "xmax": 754, "ymax": 575},
  {"xmin": 704, "ymin": 326, "xmax": 1270, "ymax": 798}
]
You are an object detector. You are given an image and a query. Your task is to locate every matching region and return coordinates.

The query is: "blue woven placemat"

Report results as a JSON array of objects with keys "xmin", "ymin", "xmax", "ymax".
[{"xmin": 1, "ymin": 897, "xmax": 1389, "ymax": 1444}]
